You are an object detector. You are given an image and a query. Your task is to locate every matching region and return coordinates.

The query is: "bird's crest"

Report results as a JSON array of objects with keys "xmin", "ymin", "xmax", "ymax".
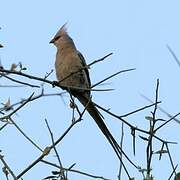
[
  {"xmin": 50, "ymin": 23, "xmax": 69, "ymax": 43},
  {"xmin": 55, "ymin": 23, "xmax": 68, "ymax": 38},
  {"xmin": 59, "ymin": 23, "xmax": 68, "ymax": 35}
]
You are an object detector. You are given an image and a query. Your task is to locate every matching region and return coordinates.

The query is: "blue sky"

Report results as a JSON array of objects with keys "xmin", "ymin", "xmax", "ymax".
[{"xmin": 1, "ymin": 1, "xmax": 180, "ymax": 179}]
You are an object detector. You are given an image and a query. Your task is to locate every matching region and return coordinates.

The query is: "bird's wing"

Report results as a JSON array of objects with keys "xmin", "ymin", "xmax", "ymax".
[{"xmin": 77, "ymin": 51, "xmax": 91, "ymax": 88}]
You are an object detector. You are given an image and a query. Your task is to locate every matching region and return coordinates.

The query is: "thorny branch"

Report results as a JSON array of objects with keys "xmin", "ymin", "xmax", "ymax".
[
  {"xmin": 0, "ymin": 53, "xmax": 179, "ymax": 179},
  {"xmin": 140, "ymin": 94, "xmax": 180, "ymax": 124},
  {"xmin": 146, "ymin": 79, "xmax": 159, "ymax": 176},
  {"xmin": 17, "ymin": 111, "xmax": 84, "ymax": 179}
]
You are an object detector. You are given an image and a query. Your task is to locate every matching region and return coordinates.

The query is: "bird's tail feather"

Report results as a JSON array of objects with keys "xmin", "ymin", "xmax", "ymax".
[{"xmin": 75, "ymin": 93, "xmax": 122, "ymax": 160}]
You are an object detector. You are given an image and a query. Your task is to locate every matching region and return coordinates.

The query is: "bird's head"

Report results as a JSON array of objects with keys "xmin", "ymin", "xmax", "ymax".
[{"xmin": 49, "ymin": 23, "xmax": 75, "ymax": 48}]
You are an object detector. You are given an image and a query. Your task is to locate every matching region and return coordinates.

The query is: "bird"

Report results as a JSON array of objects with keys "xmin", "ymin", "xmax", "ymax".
[{"xmin": 50, "ymin": 23, "xmax": 122, "ymax": 160}]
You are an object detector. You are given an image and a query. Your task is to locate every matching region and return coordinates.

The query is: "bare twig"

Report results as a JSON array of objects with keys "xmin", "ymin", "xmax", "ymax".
[
  {"xmin": 95, "ymin": 102, "xmax": 150, "ymax": 135},
  {"xmin": 0, "ymin": 84, "xmax": 24, "ymax": 88},
  {"xmin": 91, "ymin": 68, "xmax": 135, "ymax": 88},
  {"xmin": 88, "ymin": 53, "xmax": 113, "ymax": 66},
  {"xmin": 45, "ymin": 118, "xmax": 65, "ymax": 178},
  {"xmin": 168, "ymin": 164, "xmax": 178, "ymax": 180},
  {"xmin": 0, "ymin": 123, "xmax": 8, "ymax": 131},
  {"xmin": 0, "ymin": 68, "xmax": 53, "ymax": 85},
  {"xmin": 154, "ymin": 111, "xmax": 180, "ymax": 132},
  {"xmin": 0, "ymin": 72, "xmax": 40, "ymax": 88},
  {"xmin": 140, "ymin": 93, "xmax": 180, "ymax": 124},
  {"xmin": 0, "ymin": 68, "xmax": 114, "ymax": 92},
  {"xmin": 0, "ymin": 153, "xmax": 17, "ymax": 180},
  {"xmin": 0, "ymin": 93, "xmax": 43, "ymax": 152},
  {"xmin": 167, "ymin": 44, "xmax": 180, "ymax": 67},
  {"xmin": 0, "ymin": 91, "xmax": 66, "ymax": 113},
  {"xmin": 165, "ymin": 143, "xmax": 177, "ymax": 178},
  {"xmin": 146, "ymin": 79, "xmax": 159, "ymax": 176},
  {"xmin": 17, "ymin": 119, "xmax": 81, "ymax": 179},
  {"xmin": 120, "ymin": 101, "xmax": 161, "ymax": 118},
  {"xmin": 1, "ymin": 93, "xmax": 34, "ymax": 118},
  {"xmin": 41, "ymin": 160, "xmax": 110, "ymax": 180},
  {"xmin": 131, "ymin": 127, "xmax": 136, "ymax": 156},
  {"xmin": 118, "ymin": 122, "xmax": 124, "ymax": 180}
]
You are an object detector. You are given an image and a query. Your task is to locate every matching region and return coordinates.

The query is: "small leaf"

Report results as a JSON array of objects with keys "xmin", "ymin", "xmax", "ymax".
[
  {"xmin": 145, "ymin": 116, "xmax": 153, "ymax": 121},
  {"xmin": 154, "ymin": 150, "xmax": 168, "ymax": 154},
  {"xmin": 52, "ymin": 171, "xmax": 60, "ymax": 175},
  {"xmin": 139, "ymin": 135, "xmax": 148, "ymax": 141},
  {"xmin": 43, "ymin": 175, "xmax": 57, "ymax": 179},
  {"xmin": 21, "ymin": 67, "xmax": 27, "ymax": 71}
]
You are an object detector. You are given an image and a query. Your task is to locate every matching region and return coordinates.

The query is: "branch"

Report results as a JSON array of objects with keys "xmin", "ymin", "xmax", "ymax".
[
  {"xmin": 88, "ymin": 53, "xmax": 113, "ymax": 66},
  {"xmin": 91, "ymin": 68, "xmax": 135, "ymax": 88},
  {"xmin": 17, "ymin": 119, "xmax": 81, "ymax": 179},
  {"xmin": 45, "ymin": 119, "xmax": 64, "ymax": 175},
  {"xmin": 41, "ymin": 160, "xmax": 110, "ymax": 180},
  {"xmin": 0, "ymin": 72, "xmax": 40, "ymax": 88},
  {"xmin": 0, "ymin": 153, "xmax": 17, "ymax": 179},
  {"xmin": 140, "ymin": 93, "xmax": 180, "ymax": 124},
  {"xmin": 0, "ymin": 93, "xmax": 43, "ymax": 152},
  {"xmin": 167, "ymin": 44, "xmax": 180, "ymax": 67}
]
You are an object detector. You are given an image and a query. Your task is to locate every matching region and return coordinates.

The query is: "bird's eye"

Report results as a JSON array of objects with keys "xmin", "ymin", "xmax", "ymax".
[{"xmin": 53, "ymin": 35, "xmax": 61, "ymax": 41}]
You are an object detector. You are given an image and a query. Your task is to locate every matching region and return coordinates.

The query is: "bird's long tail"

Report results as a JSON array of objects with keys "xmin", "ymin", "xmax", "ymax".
[{"xmin": 74, "ymin": 93, "xmax": 122, "ymax": 160}]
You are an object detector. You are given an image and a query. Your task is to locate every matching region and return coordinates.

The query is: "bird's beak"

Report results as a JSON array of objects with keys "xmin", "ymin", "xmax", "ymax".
[{"xmin": 49, "ymin": 39, "xmax": 54, "ymax": 44}]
